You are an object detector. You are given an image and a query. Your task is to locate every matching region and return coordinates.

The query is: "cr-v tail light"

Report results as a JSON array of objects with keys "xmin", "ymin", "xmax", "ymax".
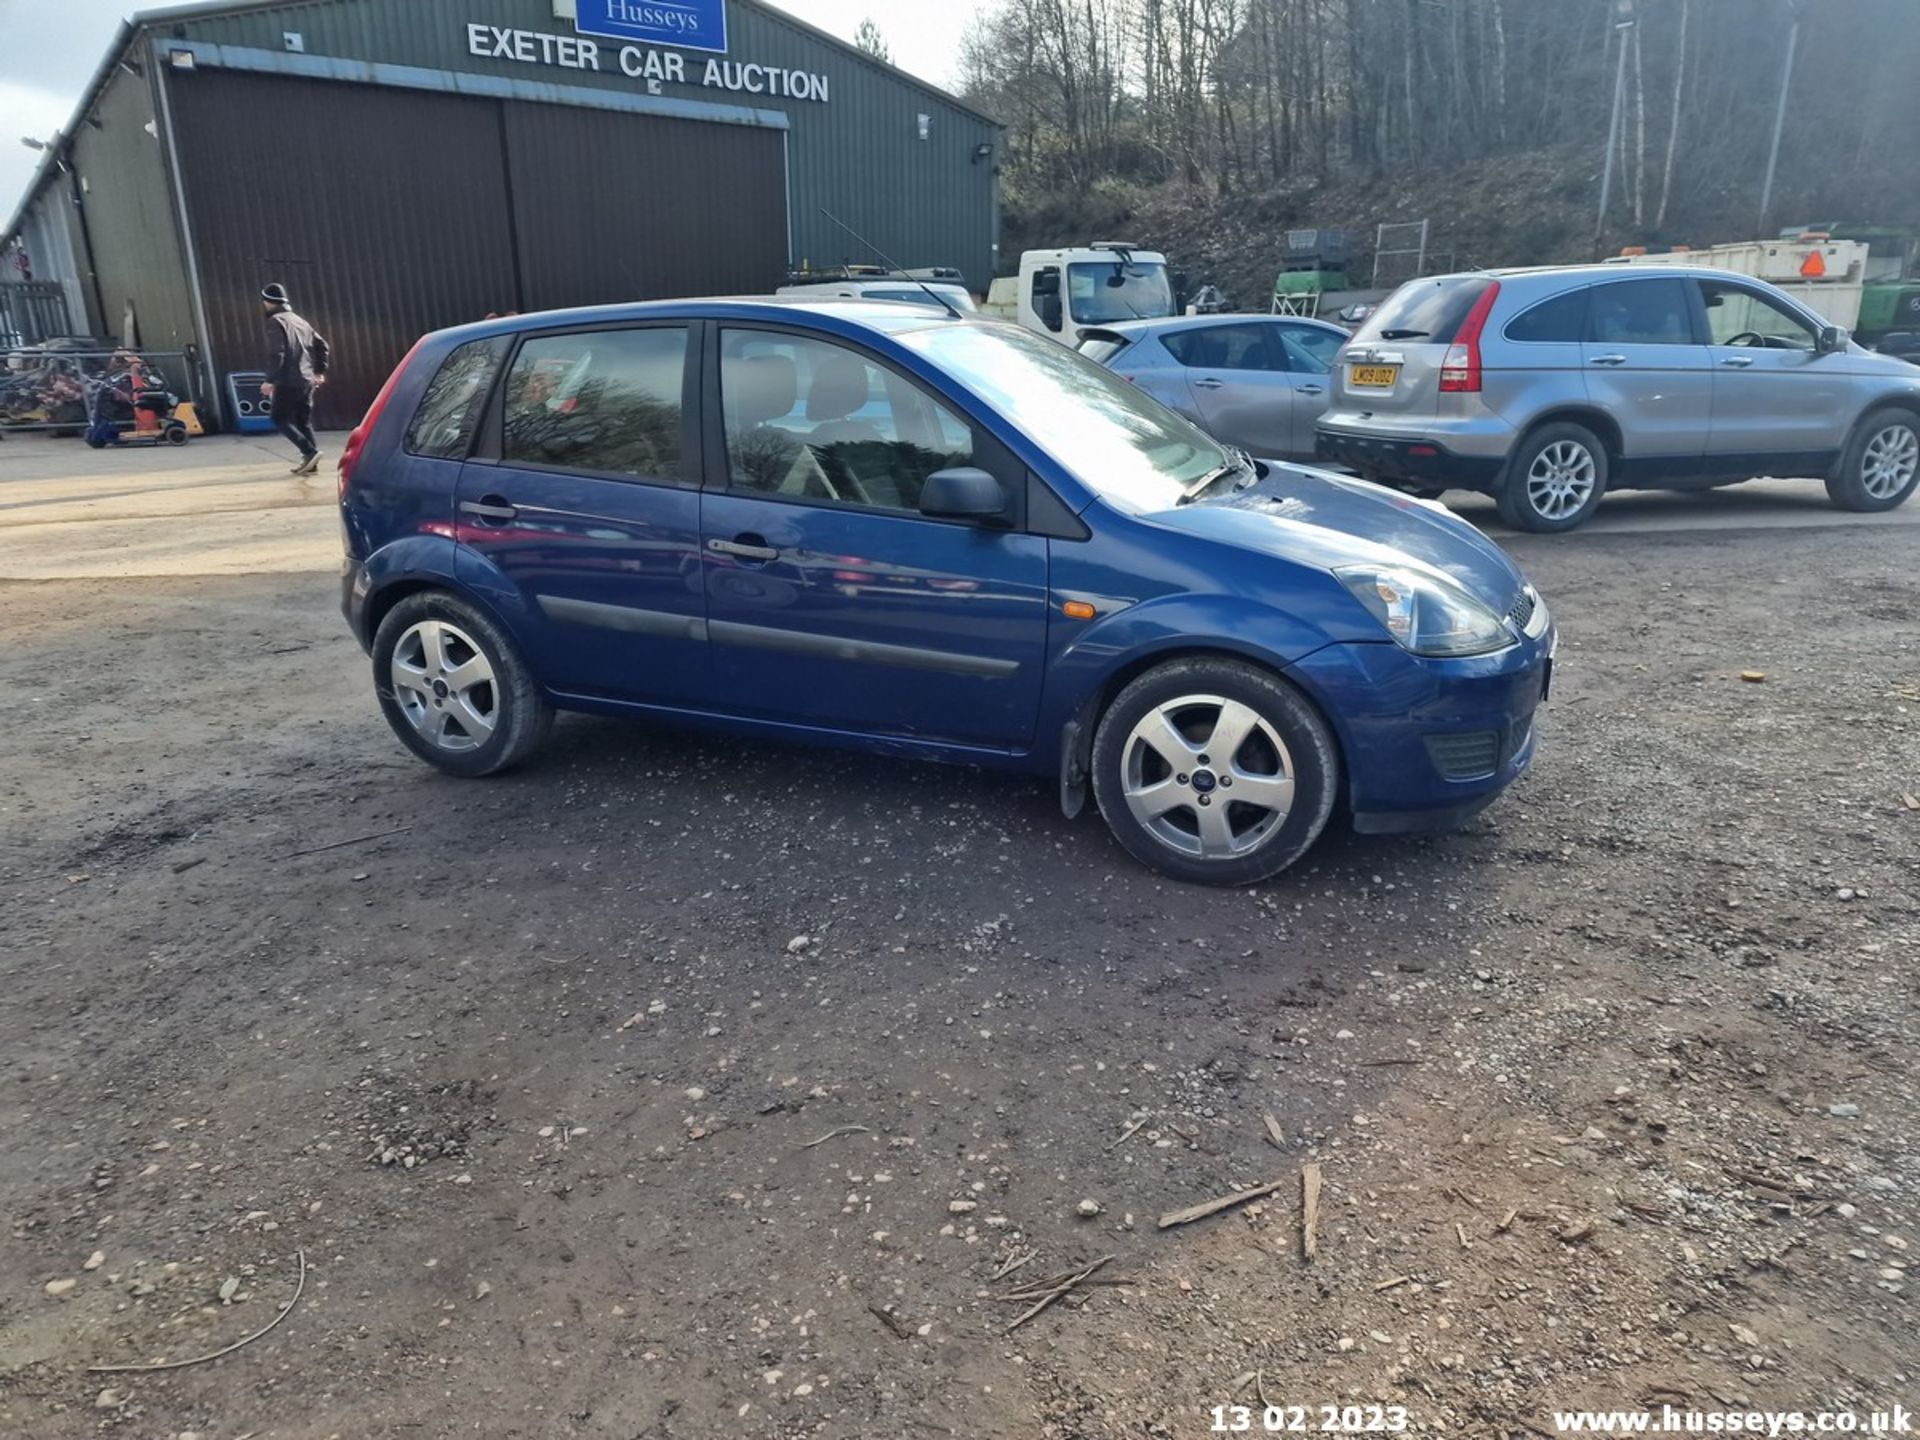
[
  {"xmin": 337, "ymin": 338, "xmax": 424, "ymax": 500},
  {"xmin": 1438, "ymin": 281, "xmax": 1501, "ymax": 393}
]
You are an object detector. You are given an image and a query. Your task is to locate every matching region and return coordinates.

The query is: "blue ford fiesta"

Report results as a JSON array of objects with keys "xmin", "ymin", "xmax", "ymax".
[{"xmin": 339, "ymin": 298, "xmax": 1554, "ymax": 885}]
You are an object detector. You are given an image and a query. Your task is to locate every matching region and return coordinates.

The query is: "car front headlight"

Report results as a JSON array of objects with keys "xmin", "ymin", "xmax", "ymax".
[{"xmin": 1334, "ymin": 564, "xmax": 1514, "ymax": 657}]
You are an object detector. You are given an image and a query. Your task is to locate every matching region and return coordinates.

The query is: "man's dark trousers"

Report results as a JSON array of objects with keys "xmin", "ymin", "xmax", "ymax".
[{"xmin": 271, "ymin": 386, "xmax": 317, "ymax": 460}]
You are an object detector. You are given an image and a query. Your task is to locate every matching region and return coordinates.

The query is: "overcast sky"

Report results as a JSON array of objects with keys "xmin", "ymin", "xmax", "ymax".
[{"xmin": 0, "ymin": 0, "xmax": 985, "ymax": 219}]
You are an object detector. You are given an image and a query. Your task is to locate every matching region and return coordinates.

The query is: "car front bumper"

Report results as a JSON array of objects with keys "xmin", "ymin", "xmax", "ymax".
[{"xmin": 1289, "ymin": 623, "xmax": 1555, "ymax": 833}]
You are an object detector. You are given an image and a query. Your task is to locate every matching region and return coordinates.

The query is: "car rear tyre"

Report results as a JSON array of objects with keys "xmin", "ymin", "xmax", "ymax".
[
  {"xmin": 1498, "ymin": 423, "xmax": 1608, "ymax": 533},
  {"xmin": 1826, "ymin": 408, "xmax": 1920, "ymax": 512},
  {"xmin": 371, "ymin": 591, "xmax": 552, "ymax": 778},
  {"xmin": 1090, "ymin": 658, "xmax": 1339, "ymax": 886}
]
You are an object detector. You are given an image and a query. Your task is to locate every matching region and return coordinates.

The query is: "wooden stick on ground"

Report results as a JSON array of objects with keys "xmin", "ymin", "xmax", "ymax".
[
  {"xmin": 1003, "ymin": 1255, "xmax": 1114, "ymax": 1334},
  {"xmin": 990, "ymin": 1248, "xmax": 1036, "ymax": 1282},
  {"xmin": 276, "ymin": 827, "xmax": 411, "ymax": 861},
  {"xmin": 89, "ymin": 1251, "xmax": 307, "ymax": 1374},
  {"xmin": 1262, "ymin": 1114, "xmax": 1287, "ymax": 1150},
  {"xmin": 1158, "ymin": 1178, "xmax": 1288, "ymax": 1231},
  {"xmin": 1105, "ymin": 1115, "xmax": 1150, "ymax": 1151},
  {"xmin": 799, "ymin": 1125, "xmax": 870, "ymax": 1149},
  {"xmin": 1301, "ymin": 1164, "xmax": 1323, "ymax": 1261}
]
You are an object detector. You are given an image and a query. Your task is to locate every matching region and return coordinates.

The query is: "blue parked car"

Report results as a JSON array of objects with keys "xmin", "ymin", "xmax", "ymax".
[{"xmin": 339, "ymin": 299, "xmax": 1555, "ymax": 885}]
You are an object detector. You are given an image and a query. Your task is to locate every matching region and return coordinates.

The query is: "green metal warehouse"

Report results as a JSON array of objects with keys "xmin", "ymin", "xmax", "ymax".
[{"xmin": 0, "ymin": 0, "xmax": 1002, "ymax": 428}]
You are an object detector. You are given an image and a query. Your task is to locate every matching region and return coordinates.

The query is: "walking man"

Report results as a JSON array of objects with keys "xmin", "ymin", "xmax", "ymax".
[{"xmin": 259, "ymin": 283, "xmax": 330, "ymax": 475}]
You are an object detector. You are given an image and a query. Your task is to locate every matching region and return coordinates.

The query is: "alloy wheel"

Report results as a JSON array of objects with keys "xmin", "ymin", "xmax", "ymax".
[
  {"xmin": 1525, "ymin": 440, "xmax": 1597, "ymax": 520},
  {"xmin": 1861, "ymin": 423, "xmax": 1919, "ymax": 500},
  {"xmin": 1120, "ymin": 695, "xmax": 1296, "ymax": 859},
  {"xmin": 391, "ymin": 620, "xmax": 499, "ymax": 753}
]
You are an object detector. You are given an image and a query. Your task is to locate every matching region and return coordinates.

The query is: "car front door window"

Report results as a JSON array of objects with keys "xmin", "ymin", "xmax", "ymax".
[
  {"xmin": 1699, "ymin": 282, "xmax": 1818, "ymax": 350},
  {"xmin": 1276, "ymin": 326, "xmax": 1342, "ymax": 374},
  {"xmin": 718, "ymin": 330, "xmax": 973, "ymax": 513}
]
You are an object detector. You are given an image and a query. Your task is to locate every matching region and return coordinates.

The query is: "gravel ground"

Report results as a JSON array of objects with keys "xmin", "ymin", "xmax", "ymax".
[{"xmin": 0, "ymin": 516, "xmax": 1915, "ymax": 1440}]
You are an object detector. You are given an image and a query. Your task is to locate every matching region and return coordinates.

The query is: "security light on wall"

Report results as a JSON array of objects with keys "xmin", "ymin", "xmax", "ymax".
[
  {"xmin": 917, "ymin": 114, "xmax": 931, "ymax": 141},
  {"xmin": 168, "ymin": 49, "xmax": 196, "ymax": 71},
  {"xmin": 972, "ymin": 142, "xmax": 993, "ymax": 163},
  {"xmin": 284, "ymin": 32, "xmax": 305, "ymax": 52}
]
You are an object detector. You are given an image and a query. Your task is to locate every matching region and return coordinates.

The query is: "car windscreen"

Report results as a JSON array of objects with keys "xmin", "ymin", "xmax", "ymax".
[
  {"xmin": 1068, "ymin": 262, "xmax": 1175, "ymax": 325},
  {"xmin": 897, "ymin": 322, "xmax": 1225, "ymax": 513},
  {"xmin": 1351, "ymin": 277, "xmax": 1495, "ymax": 344}
]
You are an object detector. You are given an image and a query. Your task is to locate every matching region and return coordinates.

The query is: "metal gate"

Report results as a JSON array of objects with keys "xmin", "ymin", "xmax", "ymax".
[{"xmin": 0, "ymin": 282, "xmax": 74, "ymax": 348}]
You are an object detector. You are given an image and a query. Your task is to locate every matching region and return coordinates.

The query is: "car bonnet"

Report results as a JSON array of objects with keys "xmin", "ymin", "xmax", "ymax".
[{"xmin": 1145, "ymin": 464, "xmax": 1527, "ymax": 611}]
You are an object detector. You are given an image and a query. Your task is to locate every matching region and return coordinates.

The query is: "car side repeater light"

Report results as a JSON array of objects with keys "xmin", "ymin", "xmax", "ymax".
[{"xmin": 1062, "ymin": 600, "xmax": 1097, "ymax": 620}]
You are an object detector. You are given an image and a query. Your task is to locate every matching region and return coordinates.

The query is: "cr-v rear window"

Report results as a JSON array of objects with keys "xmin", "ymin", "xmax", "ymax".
[{"xmin": 1351, "ymin": 277, "xmax": 1496, "ymax": 345}]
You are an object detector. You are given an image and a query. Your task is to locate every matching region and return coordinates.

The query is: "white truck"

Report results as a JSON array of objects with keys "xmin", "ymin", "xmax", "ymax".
[
  {"xmin": 981, "ymin": 243, "xmax": 1177, "ymax": 343},
  {"xmin": 1610, "ymin": 236, "xmax": 1869, "ymax": 329}
]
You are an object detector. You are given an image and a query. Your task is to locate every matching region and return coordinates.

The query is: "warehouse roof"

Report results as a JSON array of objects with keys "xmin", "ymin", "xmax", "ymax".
[{"xmin": 4, "ymin": 0, "xmax": 1001, "ymax": 246}]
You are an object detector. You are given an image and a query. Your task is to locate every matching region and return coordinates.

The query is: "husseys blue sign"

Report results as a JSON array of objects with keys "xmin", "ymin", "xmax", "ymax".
[{"xmin": 574, "ymin": 0, "xmax": 728, "ymax": 54}]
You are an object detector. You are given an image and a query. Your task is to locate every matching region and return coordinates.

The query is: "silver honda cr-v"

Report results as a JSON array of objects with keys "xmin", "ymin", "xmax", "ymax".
[{"xmin": 1315, "ymin": 264, "xmax": 1920, "ymax": 531}]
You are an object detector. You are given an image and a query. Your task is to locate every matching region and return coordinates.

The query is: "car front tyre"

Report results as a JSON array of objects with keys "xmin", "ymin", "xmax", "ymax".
[
  {"xmin": 1090, "ymin": 658, "xmax": 1340, "ymax": 886},
  {"xmin": 371, "ymin": 591, "xmax": 553, "ymax": 778},
  {"xmin": 1827, "ymin": 408, "xmax": 1920, "ymax": 512},
  {"xmin": 1497, "ymin": 422, "xmax": 1608, "ymax": 533}
]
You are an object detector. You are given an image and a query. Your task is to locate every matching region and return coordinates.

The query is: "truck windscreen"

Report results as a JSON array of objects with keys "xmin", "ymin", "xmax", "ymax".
[{"xmin": 1068, "ymin": 263, "xmax": 1175, "ymax": 324}]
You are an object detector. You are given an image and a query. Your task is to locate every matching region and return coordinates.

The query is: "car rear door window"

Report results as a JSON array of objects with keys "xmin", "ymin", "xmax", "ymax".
[
  {"xmin": 1504, "ymin": 288, "xmax": 1591, "ymax": 343},
  {"xmin": 718, "ymin": 328, "xmax": 973, "ymax": 513},
  {"xmin": 1162, "ymin": 323, "xmax": 1285, "ymax": 371},
  {"xmin": 405, "ymin": 337, "xmax": 507, "ymax": 458},
  {"xmin": 1585, "ymin": 278, "xmax": 1695, "ymax": 346},
  {"xmin": 500, "ymin": 327, "xmax": 688, "ymax": 481}
]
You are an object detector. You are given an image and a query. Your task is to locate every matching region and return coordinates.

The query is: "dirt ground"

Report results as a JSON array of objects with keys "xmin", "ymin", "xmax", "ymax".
[{"xmin": 0, "ymin": 437, "xmax": 1915, "ymax": 1439}]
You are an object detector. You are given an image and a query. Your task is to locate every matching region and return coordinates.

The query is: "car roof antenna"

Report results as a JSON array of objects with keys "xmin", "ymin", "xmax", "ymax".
[{"xmin": 815, "ymin": 208, "xmax": 965, "ymax": 321}]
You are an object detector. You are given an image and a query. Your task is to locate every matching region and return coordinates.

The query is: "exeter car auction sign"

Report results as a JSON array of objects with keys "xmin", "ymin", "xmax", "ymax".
[
  {"xmin": 572, "ymin": 0, "xmax": 728, "ymax": 54},
  {"xmin": 470, "ymin": 0, "xmax": 830, "ymax": 103}
]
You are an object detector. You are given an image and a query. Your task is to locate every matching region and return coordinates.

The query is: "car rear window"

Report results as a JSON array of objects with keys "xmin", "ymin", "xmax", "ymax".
[
  {"xmin": 1352, "ymin": 277, "xmax": 1496, "ymax": 345},
  {"xmin": 405, "ymin": 337, "xmax": 507, "ymax": 458},
  {"xmin": 1077, "ymin": 334, "xmax": 1132, "ymax": 364}
]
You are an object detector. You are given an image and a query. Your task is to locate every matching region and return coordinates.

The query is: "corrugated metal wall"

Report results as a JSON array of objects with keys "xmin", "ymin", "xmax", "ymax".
[
  {"xmin": 168, "ymin": 0, "xmax": 1000, "ymax": 286},
  {"xmin": 14, "ymin": 188, "xmax": 95, "ymax": 339},
  {"xmin": 166, "ymin": 70, "xmax": 521, "ymax": 427},
  {"xmin": 70, "ymin": 65, "xmax": 197, "ymax": 352},
  {"xmin": 165, "ymin": 67, "xmax": 791, "ymax": 424},
  {"xmin": 502, "ymin": 102, "xmax": 787, "ymax": 312}
]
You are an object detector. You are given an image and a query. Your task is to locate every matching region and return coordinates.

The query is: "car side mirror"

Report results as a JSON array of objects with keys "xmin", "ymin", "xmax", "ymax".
[
  {"xmin": 1818, "ymin": 325, "xmax": 1848, "ymax": 354},
  {"xmin": 1037, "ymin": 293, "xmax": 1063, "ymax": 332},
  {"xmin": 920, "ymin": 466, "xmax": 1006, "ymax": 521}
]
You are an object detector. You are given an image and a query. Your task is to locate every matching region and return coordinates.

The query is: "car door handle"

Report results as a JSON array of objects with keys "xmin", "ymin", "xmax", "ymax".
[
  {"xmin": 1720, "ymin": 355, "xmax": 1755, "ymax": 367},
  {"xmin": 1296, "ymin": 384, "xmax": 1325, "ymax": 396},
  {"xmin": 1193, "ymin": 377, "xmax": 1225, "ymax": 389},
  {"xmin": 1588, "ymin": 354, "xmax": 1629, "ymax": 366},
  {"xmin": 458, "ymin": 497, "xmax": 518, "ymax": 522},
  {"xmin": 708, "ymin": 536, "xmax": 780, "ymax": 562}
]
